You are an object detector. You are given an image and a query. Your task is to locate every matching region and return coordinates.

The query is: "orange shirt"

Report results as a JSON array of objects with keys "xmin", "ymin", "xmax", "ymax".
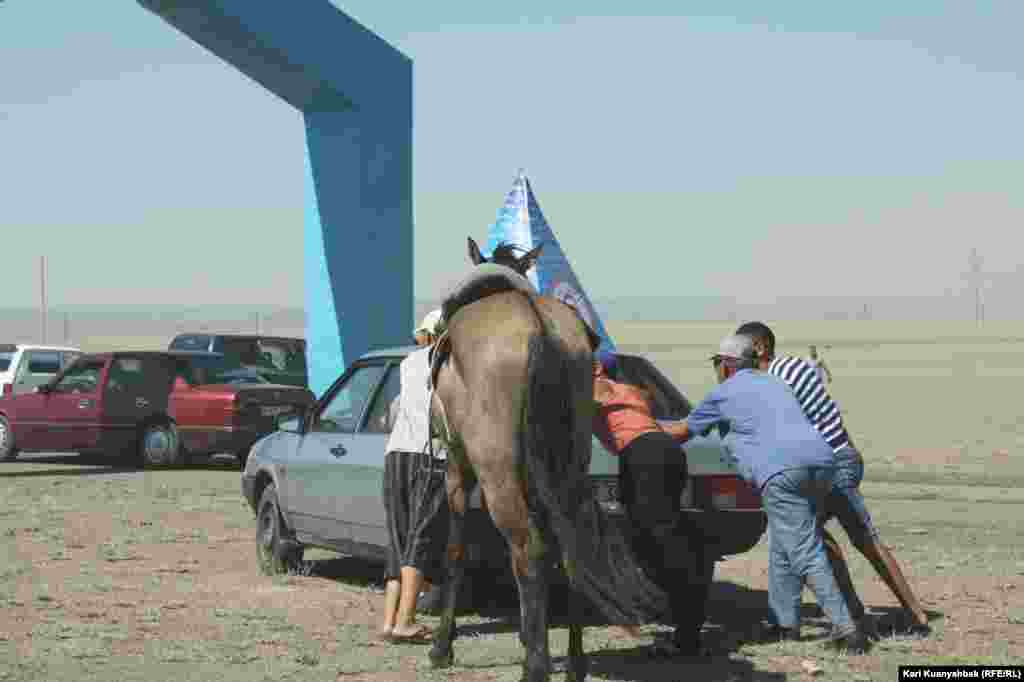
[{"xmin": 592, "ymin": 361, "xmax": 660, "ymax": 454}]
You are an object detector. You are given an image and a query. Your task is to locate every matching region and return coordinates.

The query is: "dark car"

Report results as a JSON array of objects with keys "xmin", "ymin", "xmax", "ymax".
[
  {"xmin": 168, "ymin": 334, "xmax": 307, "ymax": 388},
  {"xmin": 0, "ymin": 351, "xmax": 314, "ymax": 467},
  {"xmin": 240, "ymin": 346, "xmax": 766, "ymax": 598}
]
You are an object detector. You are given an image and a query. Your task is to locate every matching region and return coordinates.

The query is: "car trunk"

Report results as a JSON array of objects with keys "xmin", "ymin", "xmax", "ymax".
[{"xmin": 230, "ymin": 384, "xmax": 314, "ymax": 429}]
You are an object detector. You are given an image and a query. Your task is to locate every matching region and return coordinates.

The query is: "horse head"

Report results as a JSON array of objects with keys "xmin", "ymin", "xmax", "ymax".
[{"xmin": 467, "ymin": 237, "xmax": 543, "ymax": 278}]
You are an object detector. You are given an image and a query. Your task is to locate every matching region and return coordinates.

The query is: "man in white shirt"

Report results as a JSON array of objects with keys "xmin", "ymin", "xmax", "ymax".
[{"xmin": 378, "ymin": 311, "xmax": 448, "ymax": 644}]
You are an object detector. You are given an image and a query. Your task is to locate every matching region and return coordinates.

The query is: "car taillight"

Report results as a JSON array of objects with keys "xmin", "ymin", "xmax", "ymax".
[
  {"xmin": 691, "ymin": 475, "xmax": 762, "ymax": 510},
  {"xmin": 1, "ymin": 383, "xmax": 11, "ymax": 398}
]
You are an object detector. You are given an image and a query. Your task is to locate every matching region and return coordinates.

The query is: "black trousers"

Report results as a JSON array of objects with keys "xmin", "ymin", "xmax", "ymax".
[
  {"xmin": 619, "ymin": 431, "xmax": 712, "ymax": 640},
  {"xmin": 382, "ymin": 451, "xmax": 449, "ymax": 586}
]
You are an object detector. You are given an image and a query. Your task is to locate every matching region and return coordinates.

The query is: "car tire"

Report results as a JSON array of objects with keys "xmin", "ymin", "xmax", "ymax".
[
  {"xmin": 138, "ymin": 421, "xmax": 184, "ymax": 468},
  {"xmin": 0, "ymin": 416, "xmax": 18, "ymax": 462},
  {"xmin": 256, "ymin": 483, "xmax": 304, "ymax": 576},
  {"xmin": 235, "ymin": 449, "xmax": 250, "ymax": 469}
]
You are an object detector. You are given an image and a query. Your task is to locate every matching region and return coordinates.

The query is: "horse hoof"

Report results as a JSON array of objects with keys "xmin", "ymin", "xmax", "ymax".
[
  {"xmin": 428, "ymin": 651, "xmax": 454, "ymax": 669},
  {"xmin": 567, "ymin": 664, "xmax": 589, "ymax": 682}
]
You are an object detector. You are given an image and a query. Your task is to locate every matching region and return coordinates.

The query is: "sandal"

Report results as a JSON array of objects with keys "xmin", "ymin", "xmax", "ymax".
[{"xmin": 387, "ymin": 625, "xmax": 433, "ymax": 645}]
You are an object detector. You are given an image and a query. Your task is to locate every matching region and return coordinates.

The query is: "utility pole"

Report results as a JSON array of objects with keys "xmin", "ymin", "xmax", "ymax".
[
  {"xmin": 39, "ymin": 256, "xmax": 47, "ymax": 343},
  {"xmin": 968, "ymin": 248, "xmax": 984, "ymax": 325}
]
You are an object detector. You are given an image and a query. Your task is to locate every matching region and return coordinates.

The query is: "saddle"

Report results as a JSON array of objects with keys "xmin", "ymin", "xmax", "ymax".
[
  {"xmin": 429, "ymin": 264, "xmax": 536, "ymax": 392},
  {"xmin": 440, "ymin": 262, "xmax": 536, "ymax": 323}
]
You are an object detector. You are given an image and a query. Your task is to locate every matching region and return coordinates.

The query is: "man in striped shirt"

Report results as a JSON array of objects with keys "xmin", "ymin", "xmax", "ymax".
[{"xmin": 736, "ymin": 322, "xmax": 930, "ymax": 635}]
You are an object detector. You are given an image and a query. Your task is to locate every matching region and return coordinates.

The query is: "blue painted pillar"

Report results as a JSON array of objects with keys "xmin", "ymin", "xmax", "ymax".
[
  {"xmin": 137, "ymin": 0, "xmax": 414, "ymax": 398},
  {"xmin": 303, "ymin": 109, "xmax": 413, "ymax": 397}
]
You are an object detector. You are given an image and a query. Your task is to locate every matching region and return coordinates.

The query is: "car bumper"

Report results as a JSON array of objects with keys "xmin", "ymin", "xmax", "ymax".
[
  {"xmin": 681, "ymin": 508, "xmax": 767, "ymax": 557},
  {"xmin": 460, "ymin": 504, "xmax": 766, "ymax": 571}
]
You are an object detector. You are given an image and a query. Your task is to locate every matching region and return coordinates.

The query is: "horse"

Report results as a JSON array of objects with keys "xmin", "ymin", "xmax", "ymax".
[{"xmin": 426, "ymin": 237, "xmax": 670, "ymax": 682}]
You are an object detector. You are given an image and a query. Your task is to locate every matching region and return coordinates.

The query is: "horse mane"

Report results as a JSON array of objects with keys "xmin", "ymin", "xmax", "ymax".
[{"xmin": 490, "ymin": 242, "xmax": 527, "ymax": 269}]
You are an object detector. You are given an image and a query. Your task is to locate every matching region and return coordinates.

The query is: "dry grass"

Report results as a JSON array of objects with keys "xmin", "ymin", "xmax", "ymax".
[{"xmin": 1, "ymin": 320, "xmax": 1022, "ymax": 681}]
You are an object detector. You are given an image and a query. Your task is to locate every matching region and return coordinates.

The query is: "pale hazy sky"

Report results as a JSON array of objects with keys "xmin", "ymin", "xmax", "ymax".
[{"xmin": 2, "ymin": 1, "xmax": 1023, "ymax": 308}]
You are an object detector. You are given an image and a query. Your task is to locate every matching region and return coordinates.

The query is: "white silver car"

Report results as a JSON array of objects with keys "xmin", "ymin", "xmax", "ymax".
[
  {"xmin": 241, "ymin": 345, "xmax": 766, "ymax": 599},
  {"xmin": 0, "ymin": 344, "xmax": 82, "ymax": 399}
]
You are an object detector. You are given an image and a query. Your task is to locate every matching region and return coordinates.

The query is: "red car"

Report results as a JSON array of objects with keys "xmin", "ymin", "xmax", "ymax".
[{"xmin": 0, "ymin": 351, "xmax": 313, "ymax": 467}]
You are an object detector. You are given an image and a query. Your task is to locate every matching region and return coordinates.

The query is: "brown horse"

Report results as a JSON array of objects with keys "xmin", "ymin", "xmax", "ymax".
[{"xmin": 427, "ymin": 238, "xmax": 669, "ymax": 682}]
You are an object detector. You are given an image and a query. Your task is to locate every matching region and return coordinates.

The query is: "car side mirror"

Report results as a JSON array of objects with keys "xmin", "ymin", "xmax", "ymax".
[{"xmin": 277, "ymin": 415, "xmax": 302, "ymax": 433}]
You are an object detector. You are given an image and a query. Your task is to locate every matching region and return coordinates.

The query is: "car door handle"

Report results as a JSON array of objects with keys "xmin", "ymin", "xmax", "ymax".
[
  {"xmin": 330, "ymin": 445, "xmax": 347, "ymax": 457},
  {"xmin": 78, "ymin": 398, "xmax": 94, "ymax": 409},
  {"xmin": 135, "ymin": 397, "xmax": 149, "ymax": 409}
]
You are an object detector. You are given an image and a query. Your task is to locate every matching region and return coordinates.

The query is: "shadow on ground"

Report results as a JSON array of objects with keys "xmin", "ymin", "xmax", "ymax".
[
  {"xmin": 307, "ymin": 553, "xmax": 944, "ymax": 653},
  {"xmin": 0, "ymin": 452, "xmax": 241, "ymax": 478}
]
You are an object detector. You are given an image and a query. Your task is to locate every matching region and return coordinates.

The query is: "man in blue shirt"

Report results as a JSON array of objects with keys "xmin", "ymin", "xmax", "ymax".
[
  {"xmin": 736, "ymin": 321, "xmax": 929, "ymax": 635},
  {"xmin": 663, "ymin": 335, "xmax": 869, "ymax": 653}
]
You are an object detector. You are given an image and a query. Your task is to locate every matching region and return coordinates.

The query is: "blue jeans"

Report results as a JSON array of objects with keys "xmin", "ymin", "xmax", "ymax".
[
  {"xmin": 762, "ymin": 466, "xmax": 856, "ymax": 637},
  {"xmin": 824, "ymin": 445, "xmax": 878, "ymax": 544}
]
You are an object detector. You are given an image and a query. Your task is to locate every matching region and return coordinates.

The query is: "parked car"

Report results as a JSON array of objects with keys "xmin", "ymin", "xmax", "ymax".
[
  {"xmin": 169, "ymin": 351, "xmax": 314, "ymax": 465},
  {"xmin": 241, "ymin": 346, "xmax": 766, "ymax": 601},
  {"xmin": 0, "ymin": 351, "xmax": 314, "ymax": 466},
  {"xmin": 0, "ymin": 344, "xmax": 83, "ymax": 398},
  {"xmin": 168, "ymin": 334, "xmax": 307, "ymax": 388}
]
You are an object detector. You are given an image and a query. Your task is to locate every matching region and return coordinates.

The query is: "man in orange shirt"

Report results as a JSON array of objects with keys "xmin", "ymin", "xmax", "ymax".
[{"xmin": 592, "ymin": 356, "xmax": 712, "ymax": 658}]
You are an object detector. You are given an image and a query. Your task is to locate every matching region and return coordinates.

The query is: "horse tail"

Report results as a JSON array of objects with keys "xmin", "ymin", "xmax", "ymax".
[{"xmin": 519, "ymin": 295, "xmax": 669, "ymax": 624}]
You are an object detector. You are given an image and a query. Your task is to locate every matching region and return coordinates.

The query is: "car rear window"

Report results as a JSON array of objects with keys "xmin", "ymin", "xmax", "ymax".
[
  {"xmin": 220, "ymin": 337, "xmax": 307, "ymax": 377},
  {"xmin": 169, "ymin": 335, "xmax": 213, "ymax": 352}
]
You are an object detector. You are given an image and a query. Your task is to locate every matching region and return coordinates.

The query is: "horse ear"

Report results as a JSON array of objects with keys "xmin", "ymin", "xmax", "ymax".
[
  {"xmin": 467, "ymin": 237, "xmax": 486, "ymax": 266},
  {"xmin": 518, "ymin": 243, "xmax": 544, "ymax": 272}
]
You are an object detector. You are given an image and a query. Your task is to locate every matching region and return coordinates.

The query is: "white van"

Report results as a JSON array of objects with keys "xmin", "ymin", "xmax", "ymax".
[{"xmin": 0, "ymin": 344, "xmax": 83, "ymax": 398}]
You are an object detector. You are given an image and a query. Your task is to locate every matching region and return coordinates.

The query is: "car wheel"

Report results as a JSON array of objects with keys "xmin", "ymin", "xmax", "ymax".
[
  {"xmin": 256, "ymin": 483, "xmax": 304, "ymax": 576},
  {"xmin": 235, "ymin": 449, "xmax": 250, "ymax": 469},
  {"xmin": 139, "ymin": 421, "xmax": 184, "ymax": 468},
  {"xmin": 0, "ymin": 416, "xmax": 18, "ymax": 462}
]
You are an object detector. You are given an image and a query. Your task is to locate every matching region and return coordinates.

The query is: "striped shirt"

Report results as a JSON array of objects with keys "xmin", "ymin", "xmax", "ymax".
[{"xmin": 768, "ymin": 355, "xmax": 850, "ymax": 452}]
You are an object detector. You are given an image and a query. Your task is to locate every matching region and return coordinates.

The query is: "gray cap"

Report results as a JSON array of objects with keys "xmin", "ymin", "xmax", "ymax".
[{"xmin": 711, "ymin": 334, "xmax": 755, "ymax": 362}]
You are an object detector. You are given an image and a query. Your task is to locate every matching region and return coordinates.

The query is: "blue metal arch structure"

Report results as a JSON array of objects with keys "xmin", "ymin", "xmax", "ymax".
[{"xmin": 138, "ymin": 1, "xmax": 413, "ymax": 398}]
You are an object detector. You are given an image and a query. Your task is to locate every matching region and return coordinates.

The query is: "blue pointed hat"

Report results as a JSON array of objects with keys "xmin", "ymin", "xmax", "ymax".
[{"xmin": 483, "ymin": 170, "xmax": 616, "ymax": 354}]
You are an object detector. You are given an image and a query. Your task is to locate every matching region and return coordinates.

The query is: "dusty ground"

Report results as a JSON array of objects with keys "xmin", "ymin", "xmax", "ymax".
[
  {"xmin": 1, "ymin": 453, "xmax": 1022, "ymax": 682},
  {"xmin": 3, "ymin": 321, "xmax": 1024, "ymax": 680}
]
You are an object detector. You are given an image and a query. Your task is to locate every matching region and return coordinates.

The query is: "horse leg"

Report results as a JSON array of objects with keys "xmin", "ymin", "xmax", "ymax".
[
  {"xmin": 429, "ymin": 471, "xmax": 468, "ymax": 669},
  {"xmin": 565, "ymin": 577, "xmax": 588, "ymax": 682},
  {"xmin": 516, "ymin": 515, "xmax": 551, "ymax": 682},
  {"xmin": 487, "ymin": 483, "xmax": 551, "ymax": 682}
]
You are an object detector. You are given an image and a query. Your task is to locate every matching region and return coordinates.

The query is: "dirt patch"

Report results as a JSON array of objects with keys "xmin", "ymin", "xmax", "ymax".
[
  {"xmin": 887, "ymin": 447, "xmax": 967, "ymax": 468},
  {"xmin": 3, "ymin": 466, "xmax": 1024, "ymax": 681}
]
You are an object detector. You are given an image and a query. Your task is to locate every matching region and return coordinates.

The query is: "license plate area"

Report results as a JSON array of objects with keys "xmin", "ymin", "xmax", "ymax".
[{"xmin": 592, "ymin": 476, "xmax": 695, "ymax": 510}]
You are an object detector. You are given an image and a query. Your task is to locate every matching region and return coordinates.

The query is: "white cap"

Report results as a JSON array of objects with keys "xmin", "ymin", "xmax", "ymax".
[
  {"xmin": 414, "ymin": 309, "xmax": 443, "ymax": 336},
  {"xmin": 711, "ymin": 334, "xmax": 756, "ymax": 362}
]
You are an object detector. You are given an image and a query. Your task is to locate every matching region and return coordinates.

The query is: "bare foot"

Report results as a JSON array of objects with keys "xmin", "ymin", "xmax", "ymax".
[
  {"xmin": 389, "ymin": 624, "xmax": 432, "ymax": 643},
  {"xmin": 376, "ymin": 625, "xmax": 394, "ymax": 641}
]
